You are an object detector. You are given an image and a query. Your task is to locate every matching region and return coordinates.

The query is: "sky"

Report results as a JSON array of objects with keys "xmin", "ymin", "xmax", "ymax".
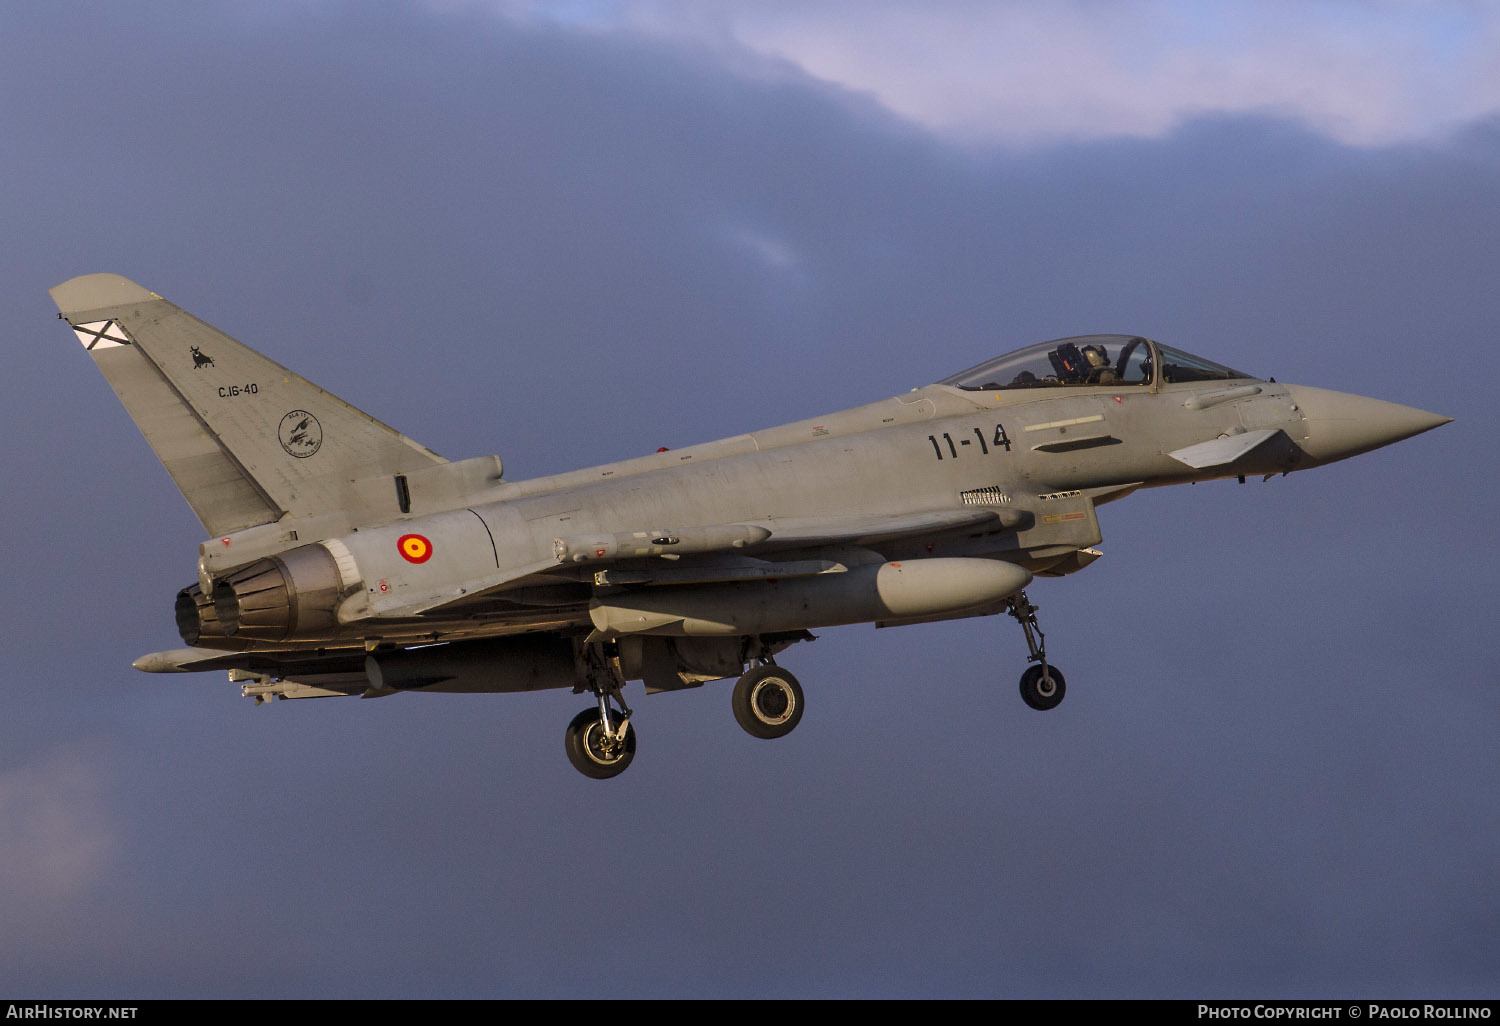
[{"xmin": 3, "ymin": 0, "xmax": 1498, "ymax": 999}]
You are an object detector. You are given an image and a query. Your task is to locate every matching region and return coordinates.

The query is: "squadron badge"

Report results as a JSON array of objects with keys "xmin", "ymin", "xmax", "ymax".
[{"xmin": 278, "ymin": 410, "xmax": 323, "ymax": 458}]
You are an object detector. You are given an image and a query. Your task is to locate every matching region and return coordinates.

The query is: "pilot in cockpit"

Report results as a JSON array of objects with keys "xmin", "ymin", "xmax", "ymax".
[{"xmin": 1082, "ymin": 344, "xmax": 1117, "ymax": 384}]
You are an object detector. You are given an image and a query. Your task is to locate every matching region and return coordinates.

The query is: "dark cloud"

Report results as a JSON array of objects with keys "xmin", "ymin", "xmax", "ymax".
[{"xmin": 2, "ymin": 1, "xmax": 1496, "ymax": 997}]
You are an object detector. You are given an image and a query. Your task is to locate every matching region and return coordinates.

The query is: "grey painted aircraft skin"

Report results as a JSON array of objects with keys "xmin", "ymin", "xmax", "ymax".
[{"xmin": 53, "ymin": 273, "xmax": 1451, "ymax": 778}]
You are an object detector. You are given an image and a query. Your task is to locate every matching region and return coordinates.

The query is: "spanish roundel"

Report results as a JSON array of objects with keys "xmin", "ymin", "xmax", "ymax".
[{"xmin": 397, "ymin": 533, "xmax": 433, "ymax": 564}]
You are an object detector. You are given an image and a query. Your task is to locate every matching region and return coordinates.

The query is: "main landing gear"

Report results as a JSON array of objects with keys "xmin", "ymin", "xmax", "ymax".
[
  {"xmin": 1009, "ymin": 590, "xmax": 1066, "ymax": 711},
  {"xmin": 564, "ymin": 641, "xmax": 810, "ymax": 779},
  {"xmin": 564, "ymin": 643, "xmax": 637, "ymax": 780},
  {"xmin": 564, "ymin": 699, "xmax": 636, "ymax": 779},
  {"xmin": 731, "ymin": 662, "xmax": 804, "ymax": 740}
]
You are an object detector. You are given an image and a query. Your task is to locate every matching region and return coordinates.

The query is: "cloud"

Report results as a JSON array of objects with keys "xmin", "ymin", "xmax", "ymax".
[
  {"xmin": 493, "ymin": 0, "xmax": 1500, "ymax": 148},
  {"xmin": 721, "ymin": 222, "xmax": 803, "ymax": 270},
  {"xmin": 0, "ymin": 748, "xmax": 116, "ymax": 898},
  {"xmin": 0, "ymin": 747, "xmax": 119, "ymax": 964}
]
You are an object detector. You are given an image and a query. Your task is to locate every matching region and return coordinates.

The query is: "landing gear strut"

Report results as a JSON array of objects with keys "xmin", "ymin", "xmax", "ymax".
[
  {"xmin": 564, "ymin": 642, "xmax": 637, "ymax": 779},
  {"xmin": 1009, "ymin": 590, "xmax": 1066, "ymax": 711}
]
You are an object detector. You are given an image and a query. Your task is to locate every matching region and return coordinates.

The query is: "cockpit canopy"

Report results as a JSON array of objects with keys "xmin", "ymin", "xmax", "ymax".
[{"xmin": 938, "ymin": 335, "xmax": 1254, "ymax": 391}]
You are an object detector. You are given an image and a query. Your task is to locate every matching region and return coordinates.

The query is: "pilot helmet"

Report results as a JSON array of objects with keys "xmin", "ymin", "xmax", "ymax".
[{"xmin": 1081, "ymin": 344, "xmax": 1110, "ymax": 369}]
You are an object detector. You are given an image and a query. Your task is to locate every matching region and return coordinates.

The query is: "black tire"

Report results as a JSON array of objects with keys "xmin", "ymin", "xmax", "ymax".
[
  {"xmin": 564, "ymin": 707, "xmax": 636, "ymax": 779},
  {"xmin": 1019, "ymin": 664, "xmax": 1066, "ymax": 711},
  {"xmin": 732, "ymin": 665, "xmax": 805, "ymax": 739}
]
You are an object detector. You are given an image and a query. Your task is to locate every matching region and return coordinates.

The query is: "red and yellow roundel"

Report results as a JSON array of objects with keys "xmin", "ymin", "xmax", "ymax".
[{"xmin": 397, "ymin": 533, "xmax": 433, "ymax": 564}]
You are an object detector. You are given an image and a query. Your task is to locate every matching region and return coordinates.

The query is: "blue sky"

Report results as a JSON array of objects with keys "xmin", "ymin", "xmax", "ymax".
[{"xmin": 2, "ymin": 0, "xmax": 1497, "ymax": 998}]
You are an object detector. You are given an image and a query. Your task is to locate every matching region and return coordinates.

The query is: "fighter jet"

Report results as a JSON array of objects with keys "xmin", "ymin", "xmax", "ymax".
[{"xmin": 53, "ymin": 273, "xmax": 1450, "ymax": 778}]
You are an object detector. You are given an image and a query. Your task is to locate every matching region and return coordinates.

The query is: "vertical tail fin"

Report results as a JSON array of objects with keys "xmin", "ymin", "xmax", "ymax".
[{"xmin": 52, "ymin": 274, "xmax": 446, "ymax": 536}]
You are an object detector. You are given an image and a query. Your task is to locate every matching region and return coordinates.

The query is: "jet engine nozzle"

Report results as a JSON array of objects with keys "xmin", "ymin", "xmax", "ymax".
[
  {"xmin": 211, "ymin": 544, "xmax": 350, "ymax": 641},
  {"xmin": 174, "ymin": 583, "xmax": 227, "ymax": 646}
]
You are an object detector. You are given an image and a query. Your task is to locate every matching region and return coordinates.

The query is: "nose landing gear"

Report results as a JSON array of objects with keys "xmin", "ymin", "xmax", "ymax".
[
  {"xmin": 1009, "ymin": 590, "xmax": 1066, "ymax": 711},
  {"xmin": 1019, "ymin": 662, "xmax": 1066, "ymax": 711}
]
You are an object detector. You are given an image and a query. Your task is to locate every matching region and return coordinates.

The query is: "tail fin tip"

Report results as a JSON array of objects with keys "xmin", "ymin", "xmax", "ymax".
[{"xmin": 51, "ymin": 273, "xmax": 162, "ymax": 318}]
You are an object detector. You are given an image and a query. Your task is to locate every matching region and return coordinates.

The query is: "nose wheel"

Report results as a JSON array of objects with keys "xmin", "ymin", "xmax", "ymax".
[
  {"xmin": 1009, "ymin": 590, "xmax": 1066, "ymax": 711},
  {"xmin": 1018, "ymin": 663, "xmax": 1066, "ymax": 710}
]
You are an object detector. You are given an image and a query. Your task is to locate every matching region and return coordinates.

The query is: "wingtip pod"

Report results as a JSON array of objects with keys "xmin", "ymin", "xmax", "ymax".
[{"xmin": 50, "ymin": 273, "xmax": 162, "ymax": 318}]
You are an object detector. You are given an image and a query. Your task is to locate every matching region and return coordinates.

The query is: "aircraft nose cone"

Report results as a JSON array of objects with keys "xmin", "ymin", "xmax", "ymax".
[{"xmin": 1284, "ymin": 384, "xmax": 1451, "ymax": 465}]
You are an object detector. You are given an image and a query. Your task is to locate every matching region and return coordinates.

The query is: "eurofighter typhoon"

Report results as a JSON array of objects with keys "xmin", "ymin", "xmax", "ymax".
[{"xmin": 54, "ymin": 274, "xmax": 1450, "ymax": 778}]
